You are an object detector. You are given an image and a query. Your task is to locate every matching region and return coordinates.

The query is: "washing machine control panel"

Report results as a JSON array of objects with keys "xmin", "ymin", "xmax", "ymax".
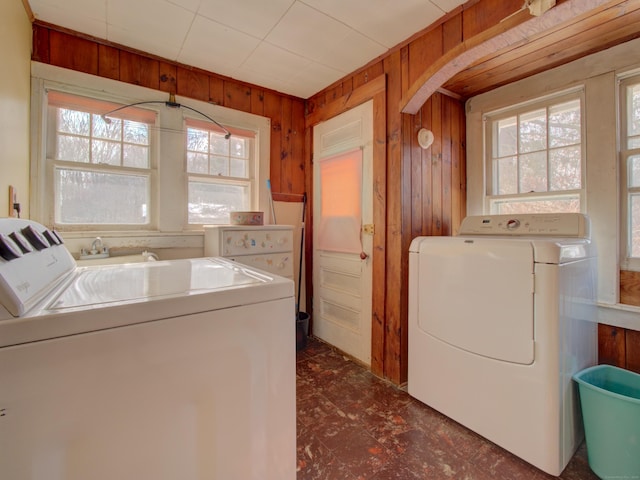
[
  {"xmin": 0, "ymin": 218, "xmax": 76, "ymax": 317},
  {"xmin": 459, "ymin": 213, "xmax": 590, "ymax": 238}
]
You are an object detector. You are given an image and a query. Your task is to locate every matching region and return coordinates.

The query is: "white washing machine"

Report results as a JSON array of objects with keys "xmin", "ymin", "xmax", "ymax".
[
  {"xmin": 0, "ymin": 218, "xmax": 295, "ymax": 480},
  {"xmin": 408, "ymin": 213, "xmax": 597, "ymax": 476}
]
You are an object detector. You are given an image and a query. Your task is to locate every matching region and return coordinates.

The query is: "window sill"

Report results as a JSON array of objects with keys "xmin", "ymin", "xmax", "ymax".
[{"xmin": 597, "ymin": 303, "xmax": 640, "ymax": 331}]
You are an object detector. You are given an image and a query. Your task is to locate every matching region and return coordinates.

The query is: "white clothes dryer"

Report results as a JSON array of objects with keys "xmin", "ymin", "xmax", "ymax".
[
  {"xmin": 408, "ymin": 213, "xmax": 597, "ymax": 476},
  {"xmin": 0, "ymin": 218, "xmax": 296, "ymax": 480}
]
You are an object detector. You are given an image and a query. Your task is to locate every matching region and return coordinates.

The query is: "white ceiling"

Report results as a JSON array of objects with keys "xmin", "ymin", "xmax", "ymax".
[{"xmin": 27, "ymin": 0, "xmax": 466, "ymax": 99}]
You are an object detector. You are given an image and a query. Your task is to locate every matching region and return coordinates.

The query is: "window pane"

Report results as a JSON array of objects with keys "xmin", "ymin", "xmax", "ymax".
[
  {"xmin": 187, "ymin": 152, "xmax": 208, "ymax": 174},
  {"xmin": 55, "ymin": 168, "xmax": 149, "ymax": 224},
  {"xmin": 123, "ymin": 120, "xmax": 149, "ymax": 145},
  {"xmin": 630, "ymin": 194, "xmax": 640, "ymax": 257},
  {"xmin": 187, "ymin": 128, "xmax": 209, "ymax": 153},
  {"xmin": 519, "ymin": 109, "xmax": 547, "ymax": 153},
  {"xmin": 210, "ymin": 133, "xmax": 229, "ymax": 155},
  {"xmin": 210, "ymin": 156, "xmax": 228, "ymax": 176},
  {"xmin": 494, "ymin": 117, "xmax": 517, "ymax": 157},
  {"xmin": 627, "ymin": 84, "xmax": 640, "ymax": 137},
  {"xmin": 519, "ymin": 151, "xmax": 547, "ymax": 192},
  {"xmin": 629, "ymin": 155, "xmax": 640, "ymax": 187},
  {"xmin": 491, "ymin": 195, "xmax": 580, "ymax": 215},
  {"xmin": 57, "ymin": 134, "xmax": 90, "ymax": 162},
  {"xmin": 188, "ymin": 181, "xmax": 249, "ymax": 224},
  {"xmin": 92, "ymin": 139, "xmax": 121, "ymax": 165},
  {"xmin": 230, "ymin": 158, "xmax": 248, "ymax": 178},
  {"xmin": 549, "ymin": 100, "xmax": 580, "ymax": 148},
  {"xmin": 495, "ymin": 156, "xmax": 517, "ymax": 195},
  {"xmin": 123, "ymin": 144, "xmax": 149, "ymax": 168},
  {"xmin": 58, "ymin": 108, "xmax": 90, "ymax": 135},
  {"xmin": 230, "ymin": 137, "xmax": 246, "ymax": 158},
  {"xmin": 629, "ymin": 136, "xmax": 640, "ymax": 149},
  {"xmin": 93, "ymin": 114, "xmax": 121, "ymax": 140},
  {"xmin": 549, "ymin": 145, "xmax": 581, "ymax": 191}
]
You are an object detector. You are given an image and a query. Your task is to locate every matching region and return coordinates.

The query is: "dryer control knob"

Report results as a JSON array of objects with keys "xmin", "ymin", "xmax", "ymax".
[{"xmin": 506, "ymin": 219, "xmax": 520, "ymax": 230}]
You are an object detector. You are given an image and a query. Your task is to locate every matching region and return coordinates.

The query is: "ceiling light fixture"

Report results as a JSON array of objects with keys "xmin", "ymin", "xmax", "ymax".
[{"xmin": 101, "ymin": 93, "xmax": 231, "ymax": 139}]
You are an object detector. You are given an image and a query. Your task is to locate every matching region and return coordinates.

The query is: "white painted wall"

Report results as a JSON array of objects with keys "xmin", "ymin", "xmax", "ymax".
[{"xmin": 0, "ymin": 2, "xmax": 31, "ymax": 218}]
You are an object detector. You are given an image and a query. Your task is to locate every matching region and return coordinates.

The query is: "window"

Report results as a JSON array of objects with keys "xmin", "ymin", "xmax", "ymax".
[
  {"xmin": 621, "ymin": 75, "xmax": 640, "ymax": 264},
  {"xmin": 46, "ymin": 91, "xmax": 156, "ymax": 228},
  {"xmin": 185, "ymin": 118, "xmax": 255, "ymax": 225},
  {"xmin": 484, "ymin": 93, "xmax": 584, "ymax": 214}
]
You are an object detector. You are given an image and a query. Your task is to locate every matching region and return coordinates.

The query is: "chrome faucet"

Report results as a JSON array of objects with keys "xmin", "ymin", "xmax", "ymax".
[{"xmin": 91, "ymin": 237, "xmax": 103, "ymax": 254}]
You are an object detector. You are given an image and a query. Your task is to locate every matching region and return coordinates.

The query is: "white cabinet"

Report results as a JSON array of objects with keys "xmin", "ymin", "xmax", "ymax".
[{"xmin": 204, "ymin": 225, "xmax": 294, "ymax": 279}]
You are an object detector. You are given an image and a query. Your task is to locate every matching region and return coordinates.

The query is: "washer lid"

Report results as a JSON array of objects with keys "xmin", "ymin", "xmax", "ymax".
[
  {"xmin": 48, "ymin": 257, "xmax": 265, "ymax": 310},
  {"xmin": 0, "ymin": 257, "xmax": 294, "ymax": 348}
]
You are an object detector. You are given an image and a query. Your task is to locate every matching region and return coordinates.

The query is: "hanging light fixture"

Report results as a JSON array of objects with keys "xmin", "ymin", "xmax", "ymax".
[{"xmin": 101, "ymin": 93, "xmax": 231, "ymax": 139}]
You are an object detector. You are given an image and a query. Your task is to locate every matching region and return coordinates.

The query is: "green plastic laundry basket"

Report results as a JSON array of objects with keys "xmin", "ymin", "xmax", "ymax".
[{"xmin": 573, "ymin": 364, "xmax": 640, "ymax": 479}]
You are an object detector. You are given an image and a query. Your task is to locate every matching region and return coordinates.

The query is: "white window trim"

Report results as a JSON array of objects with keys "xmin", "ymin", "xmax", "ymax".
[
  {"xmin": 618, "ymin": 69, "xmax": 640, "ymax": 271},
  {"xmin": 482, "ymin": 88, "xmax": 586, "ymax": 214},
  {"xmin": 30, "ymin": 62, "xmax": 271, "ymax": 244}
]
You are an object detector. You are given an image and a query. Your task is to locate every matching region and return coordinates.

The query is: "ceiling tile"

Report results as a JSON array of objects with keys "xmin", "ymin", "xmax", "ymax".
[
  {"xmin": 301, "ymin": 0, "xmax": 444, "ymax": 48},
  {"xmin": 165, "ymin": 0, "xmax": 202, "ymax": 13},
  {"xmin": 29, "ymin": 0, "xmax": 107, "ymax": 38},
  {"xmin": 107, "ymin": 0, "xmax": 195, "ymax": 60},
  {"xmin": 316, "ymin": 30, "xmax": 387, "ymax": 73},
  {"xmin": 178, "ymin": 15, "xmax": 261, "ymax": 77},
  {"xmin": 265, "ymin": 2, "xmax": 355, "ymax": 62},
  {"xmin": 197, "ymin": 0, "xmax": 295, "ymax": 39}
]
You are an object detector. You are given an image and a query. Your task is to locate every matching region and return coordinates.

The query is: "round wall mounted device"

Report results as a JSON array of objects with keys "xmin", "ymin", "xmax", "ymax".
[{"xmin": 418, "ymin": 128, "xmax": 434, "ymax": 149}]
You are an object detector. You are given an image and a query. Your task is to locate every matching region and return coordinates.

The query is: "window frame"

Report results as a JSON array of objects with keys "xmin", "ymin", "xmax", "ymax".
[
  {"xmin": 619, "ymin": 72, "xmax": 640, "ymax": 271},
  {"xmin": 45, "ymin": 91, "xmax": 159, "ymax": 231},
  {"xmin": 30, "ymin": 64, "xmax": 271, "ymax": 238},
  {"xmin": 483, "ymin": 89, "xmax": 586, "ymax": 215}
]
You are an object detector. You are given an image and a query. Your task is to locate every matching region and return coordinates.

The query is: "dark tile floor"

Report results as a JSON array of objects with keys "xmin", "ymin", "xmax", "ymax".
[{"xmin": 296, "ymin": 336, "xmax": 598, "ymax": 480}]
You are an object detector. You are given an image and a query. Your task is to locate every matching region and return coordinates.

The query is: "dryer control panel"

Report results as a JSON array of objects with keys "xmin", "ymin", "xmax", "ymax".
[{"xmin": 459, "ymin": 213, "xmax": 590, "ymax": 238}]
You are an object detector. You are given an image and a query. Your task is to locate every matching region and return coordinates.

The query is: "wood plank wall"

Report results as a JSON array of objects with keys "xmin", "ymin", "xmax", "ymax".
[{"xmin": 31, "ymin": 23, "xmax": 306, "ymax": 201}]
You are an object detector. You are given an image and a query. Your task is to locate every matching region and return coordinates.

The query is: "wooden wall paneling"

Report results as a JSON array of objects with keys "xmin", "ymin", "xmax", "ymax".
[
  {"xmin": 291, "ymin": 100, "xmax": 306, "ymax": 195},
  {"xmin": 383, "ymin": 50, "xmax": 404, "ymax": 383},
  {"xmin": 371, "ymin": 89, "xmax": 388, "ymax": 378},
  {"xmin": 119, "ymin": 51, "xmax": 159, "ymax": 90},
  {"xmin": 626, "ymin": 329, "xmax": 640, "ymax": 374},
  {"xmin": 442, "ymin": 14, "xmax": 463, "ymax": 54},
  {"xmin": 98, "ymin": 44, "xmax": 119, "ymax": 80},
  {"xmin": 408, "ymin": 25, "xmax": 443, "ymax": 88},
  {"xmin": 250, "ymin": 88, "xmax": 265, "ymax": 116},
  {"xmin": 441, "ymin": 97, "xmax": 453, "ymax": 236},
  {"xmin": 264, "ymin": 91, "xmax": 283, "ymax": 194},
  {"xmin": 208, "ymin": 76, "xmax": 224, "ymax": 106},
  {"xmin": 462, "ymin": 0, "xmax": 522, "ymax": 39},
  {"xmin": 410, "ymin": 109, "xmax": 424, "ymax": 239},
  {"xmin": 176, "ymin": 67, "xmax": 208, "ymax": 102},
  {"xmin": 223, "ymin": 81, "xmax": 251, "ymax": 112},
  {"xmin": 620, "ymin": 270, "xmax": 640, "ymax": 306},
  {"xmin": 421, "ymin": 99, "xmax": 434, "ymax": 237},
  {"xmin": 32, "ymin": 24, "xmax": 50, "ymax": 63},
  {"xmin": 158, "ymin": 62, "xmax": 177, "ymax": 94},
  {"xmin": 450, "ymin": 98, "xmax": 465, "ymax": 234},
  {"xmin": 353, "ymin": 62, "xmax": 385, "ymax": 90},
  {"xmin": 598, "ymin": 323, "xmax": 626, "ymax": 367},
  {"xmin": 49, "ymin": 30, "xmax": 98, "ymax": 75},
  {"xmin": 430, "ymin": 93, "xmax": 443, "ymax": 236},
  {"xmin": 280, "ymin": 97, "xmax": 294, "ymax": 194}
]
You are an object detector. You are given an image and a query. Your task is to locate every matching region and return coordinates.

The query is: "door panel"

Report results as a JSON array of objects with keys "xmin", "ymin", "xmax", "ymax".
[
  {"xmin": 416, "ymin": 237, "xmax": 535, "ymax": 364},
  {"xmin": 313, "ymin": 101, "xmax": 373, "ymax": 365}
]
